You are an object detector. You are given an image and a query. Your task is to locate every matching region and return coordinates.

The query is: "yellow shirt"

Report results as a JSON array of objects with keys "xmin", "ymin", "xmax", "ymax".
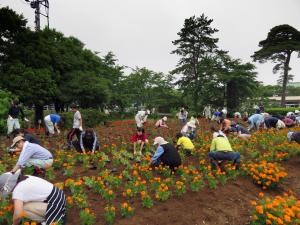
[
  {"xmin": 177, "ymin": 137, "xmax": 194, "ymax": 150},
  {"xmin": 210, "ymin": 137, "xmax": 233, "ymax": 152}
]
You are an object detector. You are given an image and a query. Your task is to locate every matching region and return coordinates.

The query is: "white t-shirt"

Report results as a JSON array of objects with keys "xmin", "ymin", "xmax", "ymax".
[
  {"xmin": 12, "ymin": 176, "xmax": 53, "ymax": 202},
  {"xmin": 73, "ymin": 110, "xmax": 82, "ymax": 128}
]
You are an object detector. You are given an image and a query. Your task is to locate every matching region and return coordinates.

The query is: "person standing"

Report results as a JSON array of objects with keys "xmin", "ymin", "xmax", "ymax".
[
  {"xmin": 177, "ymin": 108, "xmax": 188, "ymax": 125},
  {"xmin": 67, "ymin": 104, "xmax": 83, "ymax": 149},
  {"xmin": 7, "ymin": 101, "xmax": 28, "ymax": 138},
  {"xmin": 135, "ymin": 110, "xmax": 150, "ymax": 128},
  {"xmin": 0, "ymin": 170, "xmax": 66, "ymax": 225},
  {"xmin": 203, "ymin": 105, "xmax": 212, "ymax": 120},
  {"xmin": 44, "ymin": 114, "xmax": 62, "ymax": 136}
]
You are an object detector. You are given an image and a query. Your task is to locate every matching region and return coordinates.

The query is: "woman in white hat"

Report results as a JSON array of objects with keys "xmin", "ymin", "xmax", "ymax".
[
  {"xmin": 155, "ymin": 116, "xmax": 168, "ymax": 128},
  {"xmin": 0, "ymin": 170, "xmax": 66, "ymax": 225},
  {"xmin": 181, "ymin": 121, "xmax": 196, "ymax": 140},
  {"xmin": 150, "ymin": 137, "xmax": 181, "ymax": 171}
]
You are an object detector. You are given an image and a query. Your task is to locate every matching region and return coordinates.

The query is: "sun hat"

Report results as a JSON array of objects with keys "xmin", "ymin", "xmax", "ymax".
[
  {"xmin": 295, "ymin": 110, "xmax": 299, "ymax": 114},
  {"xmin": 153, "ymin": 137, "xmax": 168, "ymax": 145},
  {"xmin": 11, "ymin": 136, "xmax": 25, "ymax": 148},
  {"xmin": 187, "ymin": 121, "xmax": 196, "ymax": 128},
  {"xmin": 146, "ymin": 110, "xmax": 150, "ymax": 115},
  {"xmin": 287, "ymin": 131, "xmax": 294, "ymax": 142},
  {"xmin": 0, "ymin": 169, "xmax": 21, "ymax": 197},
  {"xmin": 162, "ymin": 116, "xmax": 167, "ymax": 121}
]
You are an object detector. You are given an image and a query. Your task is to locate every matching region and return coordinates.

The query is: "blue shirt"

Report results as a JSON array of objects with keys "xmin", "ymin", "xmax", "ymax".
[
  {"xmin": 151, "ymin": 146, "xmax": 165, "ymax": 162},
  {"xmin": 50, "ymin": 114, "xmax": 61, "ymax": 124},
  {"xmin": 248, "ymin": 114, "xmax": 264, "ymax": 130}
]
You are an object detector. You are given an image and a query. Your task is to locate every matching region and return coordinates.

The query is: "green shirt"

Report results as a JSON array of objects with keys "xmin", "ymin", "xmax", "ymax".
[{"xmin": 210, "ymin": 137, "xmax": 233, "ymax": 152}]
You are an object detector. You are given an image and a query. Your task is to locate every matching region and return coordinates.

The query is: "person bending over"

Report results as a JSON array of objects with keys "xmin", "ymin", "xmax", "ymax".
[
  {"xmin": 208, "ymin": 133, "xmax": 240, "ymax": 170},
  {"xmin": 10, "ymin": 136, "xmax": 53, "ymax": 174},
  {"xmin": 176, "ymin": 133, "xmax": 195, "ymax": 156},
  {"xmin": 72, "ymin": 128, "xmax": 99, "ymax": 154},
  {"xmin": 150, "ymin": 137, "xmax": 181, "ymax": 171},
  {"xmin": 0, "ymin": 170, "xmax": 66, "ymax": 225}
]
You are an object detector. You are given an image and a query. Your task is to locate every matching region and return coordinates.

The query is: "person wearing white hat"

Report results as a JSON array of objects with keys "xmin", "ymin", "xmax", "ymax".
[
  {"xmin": 181, "ymin": 121, "xmax": 196, "ymax": 139},
  {"xmin": 10, "ymin": 136, "xmax": 53, "ymax": 174},
  {"xmin": 155, "ymin": 116, "xmax": 168, "ymax": 128},
  {"xmin": 287, "ymin": 131, "xmax": 300, "ymax": 144},
  {"xmin": 150, "ymin": 137, "xmax": 181, "ymax": 170},
  {"xmin": 0, "ymin": 170, "xmax": 66, "ymax": 225},
  {"xmin": 135, "ymin": 109, "xmax": 150, "ymax": 128}
]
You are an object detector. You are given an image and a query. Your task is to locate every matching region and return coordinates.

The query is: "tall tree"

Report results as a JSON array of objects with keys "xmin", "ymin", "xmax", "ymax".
[
  {"xmin": 171, "ymin": 14, "xmax": 219, "ymax": 110},
  {"xmin": 252, "ymin": 24, "xmax": 300, "ymax": 106}
]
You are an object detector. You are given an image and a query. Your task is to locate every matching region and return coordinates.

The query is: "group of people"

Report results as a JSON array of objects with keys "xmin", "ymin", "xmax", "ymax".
[{"xmin": 2, "ymin": 104, "xmax": 300, "ymax": 225}]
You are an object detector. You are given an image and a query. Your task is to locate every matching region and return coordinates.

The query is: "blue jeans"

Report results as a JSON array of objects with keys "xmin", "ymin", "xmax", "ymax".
[{"xmin": 208, "ymin": 151, "xmax": 240, "ymax": 164}]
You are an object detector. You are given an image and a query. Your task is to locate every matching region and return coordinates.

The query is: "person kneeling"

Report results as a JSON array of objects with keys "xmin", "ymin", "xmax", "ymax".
[
  {"xmin": 150, "ymin": 137, "xmax": 181, "ymax": 171},
  {"xmin": 10, "ymin": 136, "xmax": 53, "ymax": 175},
  {"xmin": 208, "ymin": 134, "xmax": 240, "ymax": 170},
  {"xmin": 72, "ymin": 128, "xmax": 99, "ymax": 154},
  {"xmin": 176, "ymin": 133, "xmax": 195, "ymax": 156},
  {"xmin": 0, "ymin": 170, "xmax": 66, "ymax": 225}
]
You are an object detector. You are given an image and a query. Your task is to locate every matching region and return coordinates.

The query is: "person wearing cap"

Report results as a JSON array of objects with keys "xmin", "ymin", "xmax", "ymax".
[
  {"xmin": 130, "ymin": 127, "xmax": 149, "ymax": 159},
  {"xmin": 181, "ymin": 121, "xmax": 196, "ymax": 140},
  {"xmin": 44, "ymin": 113, "xmax": 63, "ymax": 136},
  {"xmin": 10, "ymin": 136, "xmax": 53, "ymax": 173},
  {"xmin": 177, "ymin": 108, "xmax": 188, "ymax": 125},
  {"xmin": 208, "ymin": 133, "xmax": 240, "ymax": 170},
  {"xmin": 155, "ymin": 116, "xmax": 168, "ymax": 128},
  {"xmin": 151, "ymin": 137, "xmax": 181, "ymax": 170},
  {"xmin": 67, "ymin": 104, "xmax": 83, "ymax": 149},
  {"xmin": 247, "ymin": 113, "xmax": 264, "ymax": 131},
  {"xmin": 0, "ymin": 170, "xmax": 66, "ymax": 225},
  {"xmin": 176, "ymin": 133, "xmax": 194, "ymax": 156},
  {"xmin": 230, "ymin": 124, "xmax": 251, "ymax": 140},
  {"xmin": 287, "ymin": 131, "xmax": 300, "ymax": 144},
  {"xmin": 135, "ymin": 109, "xmax": 150, "ymax": 128}
]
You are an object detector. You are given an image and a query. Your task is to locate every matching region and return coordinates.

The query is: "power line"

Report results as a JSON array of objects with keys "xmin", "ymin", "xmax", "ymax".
[{"xmin": 24, "ymin": 0, "xmax": 49, "ymax": 31}]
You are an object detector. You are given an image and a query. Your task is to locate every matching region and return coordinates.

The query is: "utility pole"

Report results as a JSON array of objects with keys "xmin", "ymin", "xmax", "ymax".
[{"xmin": 24, "ymin": 0, "xmax": 49, "ymax": 31}]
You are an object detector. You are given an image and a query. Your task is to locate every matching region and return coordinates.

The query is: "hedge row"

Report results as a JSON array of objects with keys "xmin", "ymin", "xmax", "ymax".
[{"xmin": 265, "ymin": 108, "xmax": 300, "ymax": 115}]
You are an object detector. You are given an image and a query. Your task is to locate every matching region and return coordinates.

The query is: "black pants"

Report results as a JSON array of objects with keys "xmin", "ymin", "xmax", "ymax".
[{"xmin": 67, "ymin": 128, "xmax": 81, "ymax": 146}]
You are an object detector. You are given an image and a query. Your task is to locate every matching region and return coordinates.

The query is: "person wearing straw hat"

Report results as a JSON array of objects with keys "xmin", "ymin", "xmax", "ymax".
[
  {"xmin": 181, "ymin": 121, "xmax": 196, "ymax": 140},
  {"xmin": 155, "ymin": 116, "xmax": 168, "ymax": 128},
  {"xmin": 135, "ymin": 109, "xmax": 150, "ymax": 128},
  {"xmin": 0, "ymin": 170, "xmax": 66, "ymax": 225},
  {"xmin": 287, "ymin": 131, "xmax": 300, "ymax": 144},
  {"xmin": 10, "ymin": 136, "xmax": 53, "ymax": 174},
  {"xmin": 150, "ymin": 137, "xmax": 181, "ymax": 170}
]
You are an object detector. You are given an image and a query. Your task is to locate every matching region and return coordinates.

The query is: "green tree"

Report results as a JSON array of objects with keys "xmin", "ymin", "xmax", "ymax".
[
  {"xmin": 171, "ymin": 14, "xmax": 219, "ymax": 111},
  {"xmin": 252, "ymin": 24, "xmax": 300, "ymax": 106}
]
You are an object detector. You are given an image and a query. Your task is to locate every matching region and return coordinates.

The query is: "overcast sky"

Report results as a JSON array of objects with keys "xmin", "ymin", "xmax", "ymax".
[{"xmin": 1, "ymin": 0, "xmax": 300, "ymax": 85}]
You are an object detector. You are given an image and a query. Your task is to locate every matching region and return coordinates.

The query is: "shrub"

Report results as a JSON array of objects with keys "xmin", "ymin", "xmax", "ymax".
[
  {"xmin": 265, "ymin": 108, "xmax": 300, "ymax": 116},
  {"xmin": 60, "ymin": 109, "xmax": 108, "ymax": 129},
  {"xmin": 250, "ymin": 192, "xmax": 300, "ymax": 225}
]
